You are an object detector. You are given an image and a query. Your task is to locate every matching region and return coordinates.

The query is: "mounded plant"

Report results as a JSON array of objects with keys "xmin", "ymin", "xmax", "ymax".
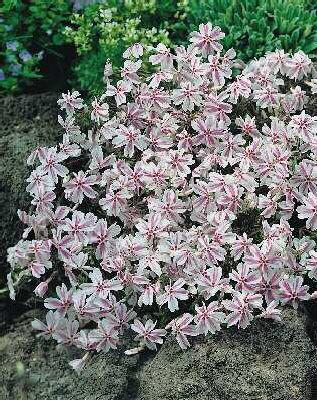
[{"xmin": 7, "ymin": 23, "xmax": 317, "ymax": 371}]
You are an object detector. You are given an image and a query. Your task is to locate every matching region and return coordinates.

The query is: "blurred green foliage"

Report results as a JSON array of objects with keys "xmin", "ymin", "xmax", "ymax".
[{"xmin": 1, "ymin": 0, "xmax": 317, "ymax": 95}]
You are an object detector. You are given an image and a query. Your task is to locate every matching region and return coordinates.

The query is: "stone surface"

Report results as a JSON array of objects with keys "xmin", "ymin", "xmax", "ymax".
[
  {"xmin": 0, "ymin": 310, "xmax": 137, "ymax": 400},
  {"xmin": 138, "ymin": 308, "xmax": 317, "ymax": 400},
  {"xmin": 0, "ymin": 308, "xmax": 317, "ymax": 400},
  {"xmin": 0, "ymin": 93, "xmax": 62, "ymax": 287}
]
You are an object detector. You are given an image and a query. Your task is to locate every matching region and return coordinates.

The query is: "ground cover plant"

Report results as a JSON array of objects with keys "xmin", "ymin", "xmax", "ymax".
[
  {"xmin": 6, "ymin": 23, "xmax": 317, "ymax": 371},
  {"xmin": 187, "ymin": 0, "xmax": 317, "ymax": 61}
]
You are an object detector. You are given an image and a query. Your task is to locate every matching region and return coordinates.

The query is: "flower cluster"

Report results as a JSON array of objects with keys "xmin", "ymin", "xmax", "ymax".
[
  {"xmin": 7, "ymin": 23, "xmax": 317, "ymax": 370},
  {"xmin": 0, "ymin": 36, "xmax": 43, "ymax": 87}
]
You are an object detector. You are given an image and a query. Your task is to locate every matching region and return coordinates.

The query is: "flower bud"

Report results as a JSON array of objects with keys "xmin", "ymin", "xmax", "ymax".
[{"xmin": 34, "ymin": 281, "xmax": 49, "ymax": 297}]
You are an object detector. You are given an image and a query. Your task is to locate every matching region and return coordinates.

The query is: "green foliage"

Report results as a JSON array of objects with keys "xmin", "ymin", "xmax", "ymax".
[
  {"xmin": 187, "ymin": 0, "xmax": 317, "ymax": 61},
  {"xmin": 2, "ymin": 0, "xmax": 317, "ymax": 95},
  {"xmin": 0, "ymin": 0, "xmax": 72, "ymax": 94},
  {"xmin": 64, "ymin": 0, "xmax": 188, "ymax": 94}
]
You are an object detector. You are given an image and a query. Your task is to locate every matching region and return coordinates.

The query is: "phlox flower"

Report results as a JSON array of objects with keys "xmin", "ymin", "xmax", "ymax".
[
  {"xmin": 91, "ymin": 97, "xmax": 109, "ymax": 123},
  {"xmin": 45, "ymin": 283, "xmax": 73, "ymax": 317},
  {"xmin": 105, "ymin": 80, "xmax": 132, "ymax": 106},
  {"xmin": 8, "ymin": 27, "xmax": 317, "ymax": 365},
  {"xmin": 131, "ymin": 319, "xmax": 166, "ymax": 350},
  {"xmin": 90, "ymin": 319, "xmax": 120, "ymax": 352},
  {"xmin": 57, "ymin": 91, "xmax": 84, "ymax": 115},
  {"xmin": 64, "ymin": 171, "xmax": 98, "ymax": 204},
  {"xmin": 297, "ymin": 192, "xmax": 317, "ymax": 230},
  {"xmin": 222, "ymin": 291, "xmax": 262, "ymax": 329},
  {"xmin": 81, "ymin": 268, "xmax": 123, "ymax": 299},
  {"xmin": 112, "ymin": 125, "xmax": 149, "ymax": 157},
  {"xmin": 32, "ymin": 311, "xmax": 61, "ymax": 339},
  {"xmin": 194, "ymin": 302, "xmax": 225, "ymax": 335},
  {"xmin": 189, "ymin": 22, "xmax": 224, "ymax": 57},
  {"xmin": 166, "ymin": 313, "xmax": 197, "ymax": 349},
  {"xmin": 173, "ymin": 81, "xmax": 202, "ymax": 111},
  {"xmin": 279, "ymin": 276, "xmax": 310, "ymax": 308},
  {"xmin": 157, "ymin": 278, "xmax": 189, "ymax": 312}
]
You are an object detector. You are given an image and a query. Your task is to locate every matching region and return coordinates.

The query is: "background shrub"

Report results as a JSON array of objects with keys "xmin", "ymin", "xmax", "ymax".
[
  {"xmin": 187, "ymin": 0, "xmax": 317, "ymax": 61},
  {"xmin": 0, "ymin": 0, "xmax": 73, "ymax": 94},
  {"xmin": 63, "ymin": 0, "xmax": 188, "ymax": 95},
  {"xmin": 2, "ymin": 0, "xmax": 317, "ymax": 95}
]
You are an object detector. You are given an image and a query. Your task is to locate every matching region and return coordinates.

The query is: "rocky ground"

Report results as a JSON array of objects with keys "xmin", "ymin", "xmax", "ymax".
[
  {"xmin": 1, "ymin": 307, "xmax": 317, "ymax": 400},
  {"xmin": 0, "ymin": 93, "xmax": 62, "ymax": 287},
  {"xmin": 1, "ymin": 94, "xmax": 317, "ymax": 400}
]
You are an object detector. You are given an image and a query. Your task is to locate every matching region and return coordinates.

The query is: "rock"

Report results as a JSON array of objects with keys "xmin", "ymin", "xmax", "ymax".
[
  {"xmin": 0, "ymin": 93, "xmax": 62, "ymax": 287},
  {"xmin": 138, "ymin": 308, "xmax": 317, "ymax": 400},
  {"xmin": 1, "ymin": 308, "xmax": 317, "ymax": 400},
  {"xmin": 0, "ymin": 310, "xmax": 137, "ymax": 400}
]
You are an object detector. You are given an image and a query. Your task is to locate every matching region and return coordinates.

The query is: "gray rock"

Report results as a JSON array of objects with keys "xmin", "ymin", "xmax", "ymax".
[
  {"xmin": 138, "ymin": 308, "xmax": 317, "ymax": 400},
  {"xmin": 0, "ymin": 93, "xmax": 62, "ymax": 287},
  {"xmin": 1, "ymin": 308, "xmax": 317, "ymax": 400},
  {"xmin": 0, "ymin": 310, "xmax": 136, "ymax": 400}
]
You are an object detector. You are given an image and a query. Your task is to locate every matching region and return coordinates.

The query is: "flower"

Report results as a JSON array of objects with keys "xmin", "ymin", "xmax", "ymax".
[
  {"xmin": 57, "ymin": 91, "xmax": 84, "ymax": 115},
  {"xmin": 6, "ymin": 41, "xmax": 19, "ymax": 51},
  {"xmin": 38, "ymin": 147, "xmax": 69, "ymax": 183},
  {"xmin": 8, "ymin": 27, "xmax": 317, "ymax": 365},
  {"xmin": 105, "ymin": 80, "xmax": 131, "ymax": 106},
  {"xmin": 131, "ymin": 319, "xmax": 166, "ymax": 350},
  {"xmin": 196, "ymin": 266, "xmax": 227, "ymax": 299},
  {"xmin": 90, "ymin": 319, "xmax": 119, "ymax": 352},
  {"xmin": 123, "ymin": 43, "xmax": 143, "ymax": 59},
  {"xmin": 32, "ymin": 311, "xmax": 61, "ymax": 339},
  {"xmin": 9, "ymin": 63, "xmax": 22, "ymax": 76},
  {"xmin": 279, "ymin": 276, "xmax": 310, "ymax": 308},
  {"xmin": 189, "ymin": 23, "xmax": 224, "ymax": 57},
  {"xmin": 305, "ymin": 250, "xmax": 317, "ymax": 280},
  {"xmin": 223, "ymin": 291, "xmax": 262, "ymax": 329},
  {"xmin": 64, "ymin": 171, "xmax": 98, "ymax": 203},
  {"xmin": 229, "ymin": 263, "xmax": 260, "ymax": 292},
  {"xmin": 259, "ymin": 301, "xmax": 282, "ymax": 322},
  {"xmin": 286, "ymin": 51, "xmax": 312, "ymax": 80},
  {"xmin": 173, "ymin": 81, "xmax": 202, "ymax": 111},
  {"xmin": 112, "ymin": 125, "xmax": 149, "ymax": 157},
  {"xmin": 91, "ymin": 98, "xmax": 109, "ymax": 123},
  {"xmin": 19, "ymin": 50, "xmax": 32, "ymax": 62},
  {"xmin": 166, "ymin": 314, "xmax": 197, "ymax": 349},
  {"xmin": 157, "ymin": 278, "xmax": 189, "ymax": 312},
  {"xmin": 194, "ymin": 302, "xmax": 225, "ymax": 335},
  {"xmin": 45, "ymin": 284, "xmax": 73, "ymax": 316},
  {"xmin": 297, "ymin": 192, "xmax": 317, "ymax": 230},
  {"xmin": 80, "ymin": 268, "xmax": 123, "ymax": 299},
  {"xmin": 89, "ymin": 219, "xmax": 121, "ymax": 259}
]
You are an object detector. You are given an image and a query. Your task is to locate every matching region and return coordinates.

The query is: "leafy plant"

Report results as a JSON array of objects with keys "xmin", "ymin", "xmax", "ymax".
[
  {"xmin": 187, "ymin": 0, "xmax": 317, "ymax": 61},
  {"xmin": 0, "ymin": 0, "xmax": 72, "ymax": 94},
  {"xmin": 7, "ymin": 25, "xmax": 317, "ymax": 370},
  {"xmin": 64, "ymin": 0, "xmax": 188, "ymax": 94}
]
